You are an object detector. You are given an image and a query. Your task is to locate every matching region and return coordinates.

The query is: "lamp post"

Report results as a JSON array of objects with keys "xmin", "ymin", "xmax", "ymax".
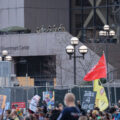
[
  {"xmin": 0, "ymin": 50, "xmax": 12, "ymax": 61},
  {"xmin": 99, "ymin": 24, "xmax": 115, "ymax": 72},
  {"xmin": 99, "ymin": 24, "xmax": 115, "ymax": 106},
  {"xmin": 66, "ymin": 37, "xmax": 88, "ymax": 85},
  {"xmin": 0, "ymin": 50, "xmax": 12, "ymax": 87}
]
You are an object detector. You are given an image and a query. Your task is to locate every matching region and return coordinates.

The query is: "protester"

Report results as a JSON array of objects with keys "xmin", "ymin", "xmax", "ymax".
[
  {"xmin": 77, "ymin": 100, "xmax": 86, "ymax": 116},
  {"xmin": 109, "ymin": 106, "xmax": 120, "ymax": 119},
  {"xmin": 49, "ymin": 103, "xmax": 63, "ymax": 120},
  {"xmin": 57, "ymin": 93, "xmax": 81, "ymax": 120},
  {"xmin": 78, "ymin": 116, "xmax": 88, "ymax": 120},
  {"xmin": 24, "ymin": 114, "xmax": 37, "ymax": 120},
  {"xmin": 10, "ymin": 110, "xmax": 20, "ymax": 120},
  {"xmin": 24, "ymin": 116, "xmax": 32, "ymax": 120},
  {"xmin": 3, "ymin": 93, "xmax": 120, "ymax": 120},
  {"xmin": 104, "ymin": 113, "xmax": 111, "ymax": 120},
  {"xmin": 58, "ymin": 103, "xmax": 63, "ymax": 112},
  {"xmin": 77, "ymin": 100, "xmax": 81, "ymax": 110},
  {"xmin": 118, "ymin": 100, "xmax": 120, "ymax": 108},
  {"xmin": 42, "ymin": 100, "xmax": 47, "ymax": 117},
  {"xmin": 3, "ymin": 109, "xmax": 11, "ymax": 120}
]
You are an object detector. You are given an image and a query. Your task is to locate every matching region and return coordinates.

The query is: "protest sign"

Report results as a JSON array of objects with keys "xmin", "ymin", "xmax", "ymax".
[
  {"xmin": 0, "ymin": 95, "xmax": 7, "ymax": 109},
  {"xmin": 43, "ymin": 91, "xmax": 54, "ymax": 109},
  {"xmin": 29, "ymin": 95, "xmax": 40, "ymax": 113},
  {"xmin": 82, "ymin": 91, "xmax": 96, "ymax": 111},
  {"xmin": 12, "ymin": 102, "xmax": 26, "ymax": 109},
  {"xmin": 0, "ymin": 95, "xmax": 7, "ymax": 120}
]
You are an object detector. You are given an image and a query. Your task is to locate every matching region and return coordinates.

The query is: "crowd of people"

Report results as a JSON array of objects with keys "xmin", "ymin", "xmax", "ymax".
[{"xmin": 2, "ymin": 93, "xmax": 120, "ymax": 120}]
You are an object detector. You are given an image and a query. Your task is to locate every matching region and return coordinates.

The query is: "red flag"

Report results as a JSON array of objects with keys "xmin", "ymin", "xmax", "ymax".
[{"xmin": 84, "ymin": 53, "xmax": 107, "ymax": 81}]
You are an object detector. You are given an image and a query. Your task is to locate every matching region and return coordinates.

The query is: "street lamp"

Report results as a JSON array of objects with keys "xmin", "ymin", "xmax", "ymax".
[
  {"xmin": 99, "ymin": 24, "xmax": 116, "ymax": 106},
  {"xmin": 79, "ymin": 45, "xmax": 88, "ymax": 59},
  {"xmin": 99, "ymin": 24, "xmax": 115, "ymax": 75},
  {"xmin": 0, "ymin": 50, "xmax": 12, "ymax": 61},
  {"xmin": 71, "ymin": 37, "xmax": 79, "ymax": 45},
  {"xmin": 103, "ymin": 25, "xmax": 110, "ymax": 31},
  {"xmin": 99, "ymin": 25, "xmax": 115, "ymax": 38},
  {"xmin": 66, "ymin": 37, "xmax": 88, "ymax": 85},
  {"xmin": 0, "ymin": 50, "xmax": 12, "ymax": 87},
  {"xmin": 5, "ymin": 56, "xmax": 12, "ymax": 61},
  {"xmin": 66, "ymin": 45, "xmax": 74, "ymax": 54}
]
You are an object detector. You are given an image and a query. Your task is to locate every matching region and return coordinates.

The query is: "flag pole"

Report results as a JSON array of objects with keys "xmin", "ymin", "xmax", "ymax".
[
  {"xmin": 114, "ymin": 80, "xmax": 117, "ymax": 105},
  {"xmin": 104, "ymin": 48, "xmax": 111, "ymax": 107},
  {"xmin": 101, "ymin": 51, "xmax": 110, "ymax": 107}
]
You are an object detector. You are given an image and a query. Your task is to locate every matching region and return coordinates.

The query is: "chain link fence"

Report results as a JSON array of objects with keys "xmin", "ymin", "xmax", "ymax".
[{"xmin": 0, "ymin": 85, "xmax": 120, "ymax": 109}]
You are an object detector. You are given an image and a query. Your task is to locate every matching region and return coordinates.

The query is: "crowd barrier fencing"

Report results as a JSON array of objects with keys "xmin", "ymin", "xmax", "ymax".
[{"xmin": 0, "ymin": 85, "xmax": 119, "ymax": 109}]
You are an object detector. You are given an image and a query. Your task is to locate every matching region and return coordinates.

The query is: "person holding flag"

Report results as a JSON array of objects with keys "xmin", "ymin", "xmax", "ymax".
[{"xmin": 84, "ymin": 53, "xmax": 109, "ymax": 111}]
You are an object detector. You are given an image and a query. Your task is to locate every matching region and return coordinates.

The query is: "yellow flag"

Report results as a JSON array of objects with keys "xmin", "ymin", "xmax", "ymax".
[{"xmin": 93, "ymin": 79, "xmax": 109, "ymax": 111}]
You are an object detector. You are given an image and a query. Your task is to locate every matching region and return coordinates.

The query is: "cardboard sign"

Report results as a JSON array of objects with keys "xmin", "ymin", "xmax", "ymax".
[
  {"xmin": 82, "ymin": 91, "xmax": 96, "ymax": 111},
  {"xmin": 0, "ymin": 95, "xmax": 7, "ymax": 109},
  {"xmin": 29, "ymin": 104, "xmax": 38, "ymax": 112},
  {"xmin": 29, "ymin": 95, "xmax": 40, "ymax": 113},
  {"xmin": 43, "ymin": 91, "xmax": 54, "ymax": 109},
  {"xmin": 12, "ymin": 102, "xmax": 26, "ymax": 109}
]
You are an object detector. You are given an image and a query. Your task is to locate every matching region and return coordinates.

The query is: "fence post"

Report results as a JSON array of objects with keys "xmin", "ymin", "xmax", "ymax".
[
  {"xmin": 46, "ymin": 82, "xmax": 48, "ymax": 91},
  {"xmin": 107, "ymin": 83, "xmax": 111, "ymax": 107},
  {"xmin": 114, "ymin": 82, "xmax": 117, "ymax": 105},
  {"xmin": 36, "ymin": 87, "xmax": 38, "ymax": 95},
  {"xmin": 68, "ymin": 85, "xmax": 72, "ymax": 93},
  {"xmin": 26, "ymin": 87, "xmax": 29, "ymax": 109},
  {"xmin": 79, "ymin": 85, "xmax": 81, "ymax": 101}
]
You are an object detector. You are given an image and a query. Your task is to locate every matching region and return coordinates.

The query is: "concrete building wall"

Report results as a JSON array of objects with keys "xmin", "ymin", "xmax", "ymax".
[
  {"xmin": 0, "ymin": 32, "xmax": 114, "ymax": 86},
  {"xmin": 0, "ymin": 0, "xmax": 24, "ymax": 28},
  {"xmin": 24, "ymin": 0, "xmax": 70, "ymax": 32},
  {"xmin": 0, "ymin": 0, "xmax": 70, "ymax": 32}
]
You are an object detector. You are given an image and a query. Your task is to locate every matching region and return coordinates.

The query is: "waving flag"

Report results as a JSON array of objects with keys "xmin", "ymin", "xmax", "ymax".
[
  {"xmin": 84, "ymin": 53, "xmax": 107, "ymax": 81},
  {"xmin": 93, "ymin": 79, "xmax": 109, "ymax": 111}
]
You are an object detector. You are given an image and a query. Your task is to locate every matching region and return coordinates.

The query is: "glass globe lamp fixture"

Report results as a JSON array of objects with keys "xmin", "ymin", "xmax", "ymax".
[
  {"xmin": 71, "ymin": 37, "xmax": 79, "ymax": 45},
  {"xmin": 2, "ymin": 50, "xmax": 8, "ymax": 56},
  {"xmin": 79, "ymin": 45, "xmax": 88, "ymax": 54},
  {"xmin": 99, "ymin": 31, "xmax": 104, "ymax": 36},
  {"xmin": 104, "ymin": 25, "xmax": 110, "ymax": 31},
  {"xmin": 109, "ymin": 30, "xmax": 115, "ymax": 36},
  {"xmin": 5, "ymin": 56, "xmax": 12, "ymax": 61},
  {"xmin": 99, "ymin": 31, "xmax": 107, "ymax": 36},
  {"xmin": 66, "ymin": 45, "xmax": 74, "ymax": 54}
]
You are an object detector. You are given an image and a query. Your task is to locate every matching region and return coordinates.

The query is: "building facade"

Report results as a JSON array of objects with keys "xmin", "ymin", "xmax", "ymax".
[
  {"xmin": 0, "ymin": 32, "xmax": 114, "ymax": 86},
  {"xmin": 1, "ymin": 0, "xmax": 119, "ymax": 37},
  {"xmin": 0, "ymin": 0, "xmax": 119, "ymax": 86}
]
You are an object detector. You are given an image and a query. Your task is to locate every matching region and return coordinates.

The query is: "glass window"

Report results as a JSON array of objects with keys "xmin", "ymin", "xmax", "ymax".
[
  {"xmin": 75, "ymin": 0, "xmax": 81, "ymax": 6},
  {"xmin": 70, "ymin": 0, "xmax": 119, "ymax": 42},
  {"xmin": 75, "ymin": 0, "xmax": 91, "ymax": 7},
  {"xmin": 75, "ymin": 14, "xmax": 82, "ymax": 28},
  {"xmin": 15, "ymin": 56, "xmax": 56, "ymax": 85}
]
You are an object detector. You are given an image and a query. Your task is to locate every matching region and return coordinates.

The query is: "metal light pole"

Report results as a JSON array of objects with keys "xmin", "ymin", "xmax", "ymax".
[
  {"xmin": 99, "ymin": 25, "xmax": 115, "ymax": 106},
  {"xmin": 0, "ymin": 50, "xmax": 12, "ymax": 87},
  {"xmin": 66, "ymin": 37, "xmax": 88, "ymax": 85},
  {"xmin": 73, "ymin": 45, "xmax": 76, "ymax": 85}
]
